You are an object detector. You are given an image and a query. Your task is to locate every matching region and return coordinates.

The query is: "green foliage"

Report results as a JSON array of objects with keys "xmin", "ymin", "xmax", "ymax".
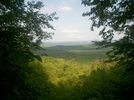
[
  {"xmin": 1, "ymin": 0, "xmax": 134, "ymax": 99},
  {"xmin": 82, "ymin": 0, "xmax": 134, "ymax": 62},
  {"xmin": 0, "ymin": 52, "xmax": 124, "ymax": 100},
  {"xmin": 27, "ymin": 57, "xmax": 85, "ymax": 100},
  {"xmin": 0, "ymin": 0, "xmax": 58, "ymax": 65},
  {"xmin": 80, "ymin": 61, "xmax": 114, "ymax": 99},
  {"xmin": 26, "ymin": 56, "xmax": 115, "ymax": 100},
  {"xmin": 33, "ymin": 44, "xmax": 109, "ymax": 64},
  {"xmin": 0, "ymin": 0, "xmax": 58, "ymax": 99},
  {"xmin": 27, "ymin": 61, "xmax": 55, "ymax": 100},
  {"xmin": 40, "ymin": 56, "xmax": 88, "ymax": 85},
  {"xmin": 82, "ymin": 0, "xmax": 134, "ymax": 99}
]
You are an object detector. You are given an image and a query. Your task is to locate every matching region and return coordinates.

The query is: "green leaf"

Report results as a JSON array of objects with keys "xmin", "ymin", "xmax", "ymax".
[{"xmin": 20, "ymin": 37, "xmax": 31, "ymax": 45}]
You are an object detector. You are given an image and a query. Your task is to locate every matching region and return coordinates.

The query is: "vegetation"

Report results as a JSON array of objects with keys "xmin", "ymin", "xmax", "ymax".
[
  {"xmin": 0, "ymin": 0, "xmax": 57, "ymax": 99},
  {"xmin": 82, "ymin": 0, "xmax": 134, "ymax": 99},
  {"xmin": 33, "ymin": 43, "xmax": 109, "ymax": 63},
  {"xmin": 0, "ymin": 0, "xmax": 134, "ymax": 100},
  {"xmin": 82, "ymin": 0, "xmax": 134, "ymax": 64},
  {"xmin": 27, "ymin": 55, "xmax": 114, "ymax": 100}
]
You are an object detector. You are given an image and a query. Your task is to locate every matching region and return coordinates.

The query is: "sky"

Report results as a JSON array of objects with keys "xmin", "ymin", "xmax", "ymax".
[{"xmin": 26, "ymin": 0, "xmax": 123, "ymax": 42}]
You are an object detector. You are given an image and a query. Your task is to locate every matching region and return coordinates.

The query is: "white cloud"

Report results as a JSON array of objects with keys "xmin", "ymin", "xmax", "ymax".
[
  {"xmin": 59, "ymin": 6, "xmax": 72, "ymax": 11},
  {"xmin": 62, "ymin": 29, "xmax": 80, "ymax": 33}
]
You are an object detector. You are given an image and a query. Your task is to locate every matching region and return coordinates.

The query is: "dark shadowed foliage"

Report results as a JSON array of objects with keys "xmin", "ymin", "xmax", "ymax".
[
  {"xmin": 0, "ymin": 0, "xmax": 58, "ymax": 99},
  {"xmin": 82, "ymin": 0, "xmax": 134, "ymax": 99}
]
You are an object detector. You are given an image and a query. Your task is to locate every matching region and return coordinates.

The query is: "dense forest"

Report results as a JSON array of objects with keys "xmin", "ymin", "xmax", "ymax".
[{"xmin": 0, "ymin": 0, "xmax": 134, "ymax": 100}]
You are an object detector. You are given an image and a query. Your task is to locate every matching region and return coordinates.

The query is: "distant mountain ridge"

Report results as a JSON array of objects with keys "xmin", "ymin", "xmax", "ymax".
[{"xmin": 41, "ymin": 41, "xmax": 92, "ymax": 47}]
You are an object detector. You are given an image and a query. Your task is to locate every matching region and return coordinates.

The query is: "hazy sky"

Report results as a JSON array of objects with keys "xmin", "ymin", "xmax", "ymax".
[{"xmin": 26, "ymin": 0, "xmax": 123, "ymax": 42}]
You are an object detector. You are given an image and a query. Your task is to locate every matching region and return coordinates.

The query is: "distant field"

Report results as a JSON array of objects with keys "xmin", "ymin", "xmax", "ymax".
[{"xmin": 33, "ymin": 42, "xmax": 110, "ymax": 64}]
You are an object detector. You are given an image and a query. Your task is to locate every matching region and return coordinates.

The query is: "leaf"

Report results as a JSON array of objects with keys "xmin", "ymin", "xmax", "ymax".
[{"xmin": 20, "ymin": 37, "xmax": 31, "ymax": 45}]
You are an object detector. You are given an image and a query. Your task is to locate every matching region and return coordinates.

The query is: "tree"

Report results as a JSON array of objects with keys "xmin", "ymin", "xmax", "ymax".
[
  {"xmin": 0, "ymin": 0, "xmax": 58, "ymax": 99},
  {"xmin": 81, "ymin": 0, "xmax": 134, "ymax": 99},
  {"xmin": 0, "ymin": 0, "xmax": 58, "ymax": 62},
  {"xmin": 81, "ymin": 0, "xmax": 134, "ymax": 61}
]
